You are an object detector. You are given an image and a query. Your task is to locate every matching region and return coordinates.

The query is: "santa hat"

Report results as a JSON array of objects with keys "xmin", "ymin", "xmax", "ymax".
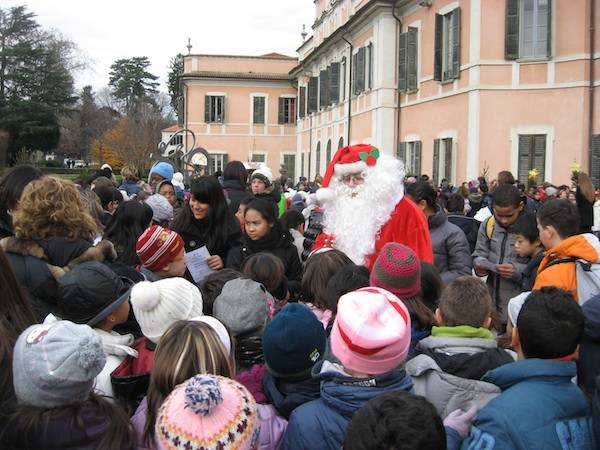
[{"xmin": 316, "ymin": 144, "xmax": 381, "ymax": 203}]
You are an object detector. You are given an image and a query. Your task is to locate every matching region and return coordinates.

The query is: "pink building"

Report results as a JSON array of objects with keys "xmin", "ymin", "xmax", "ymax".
[
  {"xmin": 181, "ymin": 53, "xmax": 298, "ymax": 179},
  {"xmin": 293, "ymin": 0, "xmax": 600, "ymax": 186}
]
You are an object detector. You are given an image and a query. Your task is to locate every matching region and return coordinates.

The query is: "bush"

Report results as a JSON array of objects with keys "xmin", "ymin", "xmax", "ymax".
[{"xmin": 44, "ymin": 159, "xmax": 63, "ymax": 168}]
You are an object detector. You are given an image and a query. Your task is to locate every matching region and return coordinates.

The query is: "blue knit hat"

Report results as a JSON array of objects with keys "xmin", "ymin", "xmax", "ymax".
[
  {"xmin": 150, "ymin": 161, "xmax": 174, "ymax": 182},
  {"xmin": 262, "ymin": 303, "xmax": 326, "ymax": 379}
]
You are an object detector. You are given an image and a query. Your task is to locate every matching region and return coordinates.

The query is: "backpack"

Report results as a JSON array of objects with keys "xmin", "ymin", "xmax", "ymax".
[{"xmin": 547, "ymin": 257, "xmax": 600, "ymax": 305}]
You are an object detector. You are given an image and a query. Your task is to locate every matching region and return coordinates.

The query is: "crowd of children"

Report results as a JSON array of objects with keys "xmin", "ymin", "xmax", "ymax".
[{"xmin": 0, "ymin": 158, "xmax": 599, "ymax": 450}]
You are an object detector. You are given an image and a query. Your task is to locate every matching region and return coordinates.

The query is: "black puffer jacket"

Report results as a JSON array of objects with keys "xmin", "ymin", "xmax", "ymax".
[
  {"xmin": 223, "ymin": 179, "xmax": 251, "ymax": 215},
  {"xmin": 0, "ymin": 236, "xmax": 116, "ymax": 321}
]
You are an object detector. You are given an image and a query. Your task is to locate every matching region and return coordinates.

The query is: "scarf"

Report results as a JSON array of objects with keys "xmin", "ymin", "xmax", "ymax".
[{"xmin": 243, "ymin": 225, "xmax": 289, "ymax": 254}]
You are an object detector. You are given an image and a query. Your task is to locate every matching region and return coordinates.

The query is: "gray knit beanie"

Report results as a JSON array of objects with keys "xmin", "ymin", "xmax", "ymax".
[
  {"xmin": 13, "ymin": 321, "xmax": 106, "ymax": 408},
  {"xmin": 213, "ymin": 278, "xmax": 270, "ymax": 336}
]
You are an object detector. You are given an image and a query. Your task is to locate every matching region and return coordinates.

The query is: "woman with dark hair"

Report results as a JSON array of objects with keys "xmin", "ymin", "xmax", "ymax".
[
  {"xmin": 172, "ymin": 176, "xmax": 241, "ymax": 270},
  {"xmin": 0, "ymin": 165, "xmax": 44, "ymax": 239},
  {"xmin": 227, "ymin": 198, "xmax": 302, "ymax": 292},
  {"xmin": 575, "ymin": 171, "xmax": 595, "ymax": 233},
  {"xmin": 222, "ymin": 160, "xmax": 251, "ymax": 215},
  {"xmin": 0, "ymin": 247, "xmax": 36, "ymax": 422},
  {"xmin": 406, "ymin": 181, "xmax": 472, "ymax": 284},
  {"xmin": 103, "ymin": 200, "xmax": 153, "ymax": 267}
]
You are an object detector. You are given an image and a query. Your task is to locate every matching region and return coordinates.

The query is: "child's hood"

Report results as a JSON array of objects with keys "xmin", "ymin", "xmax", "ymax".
[
  {"xmin": 314, "ymin": 360, "xmax": 413, "ymax": 418},
  {"xmin": 539, "ymin": 233, "xmax": 600, "ymax": 272}
]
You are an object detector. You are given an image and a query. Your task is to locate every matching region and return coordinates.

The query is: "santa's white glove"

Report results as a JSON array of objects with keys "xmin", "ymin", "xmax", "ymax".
[{"xmin": 443, "ymin": 406, "xmax": 478, "ymax": 439}]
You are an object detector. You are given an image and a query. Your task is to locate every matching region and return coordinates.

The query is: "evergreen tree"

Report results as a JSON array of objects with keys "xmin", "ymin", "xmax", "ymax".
[
  {"xmin": 108, "ymin": 56, "xmax": 159, "ymax": 114},
  {"xmin": 167, "ymin": 53, "xmax": 183, "ymax": 121}
]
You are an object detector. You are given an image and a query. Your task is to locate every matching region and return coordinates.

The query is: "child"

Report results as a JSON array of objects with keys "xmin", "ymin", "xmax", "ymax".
[
  {"xmin": 56, "ymin": 261, "xmax": 137, "ymax": 398},
  {"xmin": 301, "ymin": 249, "xmax": 353, "ymax": 330},
  {"xmin": 460, "ymin": 287, "xmax": 596, "ymax": 449},
  {"xmin": 198, "ymin": 268, "xmax": 242, "ymax": 315},
  {"xmin": 154, "ymin": 374, "xmax": 260, "ymax": 450},
  {"xmin": 111, "ymin": 277, "xmax": 204, "ymax": 412},
  {"xmin": 144, "ymin": 194, "xmax": 174, "ymax": 228},
  {"xmin": 473, "ymin": 184, "xmax": 530, "ymax": 326},
  {"xmin": 136, "ymin": 225, "xmax": 187, "ymax": 281},
  {"xmin": 1, "ymin": 320, "xmax": 133, "ymax": 449},
  {"xmin": 241, "ymin": 252, "xmax": 290, "ymax": 313},
  {"xmin": 343, "ymin": 391, "xmax": 447, "ymax": 450},
  {"xmin": 130, "ymin": 319, "xmax": 235, "ymax": 450},
  {"xmin": 119, "ymin": 165, "xmax": 144, "ymax": 197},
  {"xmin": 534, "ymin": 199, "xmax": 600, "ymax": 302},
  {"xmin": 282, "ymin": 287, "xmax": 414, "ymax": 450},
  {"xmin": 370, "ymin": 243, "xmax": 435, "ymax": 358},
  {"xmin": 511, "ymin": 211, "xmax": 544, "ymax": 291},
  {"xmin": 262, "ymin": 303, "xmax": 327, "ymax": 419},
  {"xmin": 405, "ymin": 276, "xmax": 515, "ymax": 417}
]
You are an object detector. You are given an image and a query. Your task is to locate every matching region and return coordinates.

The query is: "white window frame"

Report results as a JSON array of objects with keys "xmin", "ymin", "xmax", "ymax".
[
  {"xmin": 209, "ymin": 153, "xmax": 227, "ymax": 173},
  {"xmin": 510, "ymin": 125, "xmax": 554, "ymax": 182},
  {"xmin": 435, "ymin": 131, "xmax": 458, "ymax": 185},
  {"xmin": 250, "ymin": 93, "xmax": 268, "ymax": 125},
  {"xmin": 205, "ymin": 92, "xmax": 226, "ymax": 123},
  {"xmin": 281, "ymin": 152, "xmax": 297, "ymax": 181},
  {"xmin": 519, "ymin": 0, "xmax": 550, "ymax": 60},
  {"xmin": 279, "ymin": 95, "xmax": 297, "ymax": 125}
]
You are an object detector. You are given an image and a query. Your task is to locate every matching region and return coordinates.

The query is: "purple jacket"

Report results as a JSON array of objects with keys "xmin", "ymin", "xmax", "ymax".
[{"xmin": 130, "ymin": 397, "xmax": 155, "ymax": 450}]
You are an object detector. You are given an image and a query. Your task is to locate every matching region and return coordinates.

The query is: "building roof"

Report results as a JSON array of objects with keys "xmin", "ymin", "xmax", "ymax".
[
  {"xmin": 186, "ymin": 52, "xmax": 296, "ymax": 61},
  {"xmin": 182, "ymin": 71, "xmax": 293, "ymax": 81},
  {"xmin": 162, "ymin": 124, "xmax": 182, "ymax": 133}
]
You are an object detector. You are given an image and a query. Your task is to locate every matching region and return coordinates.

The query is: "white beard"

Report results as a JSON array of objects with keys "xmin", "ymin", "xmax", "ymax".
[{"xmin": 322, "ymin": 154, "xmax": 405, "ymax": 265}]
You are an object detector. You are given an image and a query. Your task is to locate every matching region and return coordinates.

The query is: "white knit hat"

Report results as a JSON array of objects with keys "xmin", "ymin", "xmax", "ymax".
[
  {"xmin": 131, "ymin": 278, "xmax": 203, "ymax": 343},
  {"xmin": 251, "ymin": 167, "xmax": 273, "ymax": 187}
]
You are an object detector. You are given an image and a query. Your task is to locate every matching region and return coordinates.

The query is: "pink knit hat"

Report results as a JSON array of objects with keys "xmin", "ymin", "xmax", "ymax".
[
  {"xmin": 331, "ymin": 287, "xmax": 411, "ymax": 375},
  {"xmin": 369, "ymin": 243, "xmax": 421, "ymax": 299},
  {"xmin": 156, "ymin": 374, "xmax": 259, "ymax": 450}
]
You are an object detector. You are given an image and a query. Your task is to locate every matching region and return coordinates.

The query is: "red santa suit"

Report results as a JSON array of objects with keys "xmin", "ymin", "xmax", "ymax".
[{"xmin": 311, "ymin": 144, "xmax": 433, "ymax": 269}]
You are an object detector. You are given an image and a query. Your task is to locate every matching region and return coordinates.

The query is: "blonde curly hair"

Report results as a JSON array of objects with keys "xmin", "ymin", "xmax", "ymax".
[{"xmin": 13, "ymin": 177, "xmax": 98, "ymax": 241}]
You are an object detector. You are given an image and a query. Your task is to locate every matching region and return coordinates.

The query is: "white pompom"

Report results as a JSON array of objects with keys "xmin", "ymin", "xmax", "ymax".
[
  {"xmin": 315, "ymin": 188, "xmax": 334, "ymax": 205},
  {"xmin": 131, "ymin": 281, "xmax": 161, "ymax": 311}
]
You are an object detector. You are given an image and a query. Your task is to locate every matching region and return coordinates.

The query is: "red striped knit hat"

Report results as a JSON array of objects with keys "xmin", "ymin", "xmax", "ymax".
[
  {"xmin": 331, "ymin": 287, "xmax": 411, "ymax": 375},
  {"xmin": 136, "ymin": 225, "xmax": 185, "ymax": 272},
  {"xmin": 370, "ymin": 243, "xmax": 421, "ymax": 299}
]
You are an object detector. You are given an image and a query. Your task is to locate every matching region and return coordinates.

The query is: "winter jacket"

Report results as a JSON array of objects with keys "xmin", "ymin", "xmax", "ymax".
[
  {"xmin": 460, "ymin": 359, "xmax": 595, "ymax": 450},
  {"xmin": 447, "ymin": 214, "xmax": 479, "ymax": 254},
  {"xmin": 408, "ymin": 324, "xmax": 431, "ymax": 360},
  {"xmin": 130, "ymin": 397, "xmax": 154, "ymax": 450},
  {"xmin": 256, "ymin": 404, "xmax": 287, "ymax": 450},
  {"xmin": 520, "ymin": 250, "xmax": 544, "ymax": 291},
  {"xmin": 0, "ymin": 236, "xmax": 117, "ymax": 321},
  {"xmin": 263, "ymin": 372, "xmax": 322, "ymax": 420},
  {"xmin": 580, "ymin": 295, "xmax": 600, "ymax": 397},
  {"xmin": 595, "ymin": 375, "xmax": 600, "ymax": 446},
  {"xmin": 406, "ymin": 328, "xmax": 515, "ymax": 418},
  {"xmin": 111, "ymin": 336, "xmax": 156, "ymax": 415},
  {"xmin": 236, "ymin": 363, "xmax": 268, "ymax": 404},
  {"xmin": 593, "ymin": 201, "xmax": 600, "ymax": 232},
  {"xmin": 223, "ymin": 179, "xmax": 251, "ymax": 215},
  {"xmin": 289, "ymin": 228, "xmax": 304, "ymax": 261},
  {"xmin": 428, "ymin": 209, "xmax": 472, "ymax": 284},
  {"xmin": 119, "ymin": 180, "xmax": 143, "ymax": 197},
  {"xmin": 0, "ymin": 400, "xmax": 133, "ymax": 450},
  {"xmin": 226, "ymin": 229, "xmax": 303, "ymax": 293},
  {"xmin": 577, "ymin": 187, "xmax": 595, "ymax": 233},
  {"xmin": 94, "ymin": 329, "xmax": 138, "ymax": 398},
  {"xmin": 533, "ymin": 233, "xmax": 600, "ymax": 302},
  {"xmin": 281, "ymin": 360, "xmax": 413, "ymax": 450},
  {"xmin": 472, "ymin": 216, "xmax": 529, "ymax": 323}
]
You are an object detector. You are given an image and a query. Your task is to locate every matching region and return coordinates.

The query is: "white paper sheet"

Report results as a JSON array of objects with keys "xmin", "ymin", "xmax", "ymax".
[{"xmin": 186, "ymin": 246, "xmax": 215, "ymax": 282}]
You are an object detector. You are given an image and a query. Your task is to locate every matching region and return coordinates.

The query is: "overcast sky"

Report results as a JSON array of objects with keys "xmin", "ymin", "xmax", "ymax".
[{"xmin": 6, "ymin": 0, "xmax": 314, "ymax": 93}]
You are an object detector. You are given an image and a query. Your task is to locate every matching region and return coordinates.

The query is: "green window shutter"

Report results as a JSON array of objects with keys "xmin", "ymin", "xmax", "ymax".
[
  {"xmin": 398, "ymin": 141, "xmax": 407, "ymax": 161},
  {"xmin": 357, "ymin": 47, "xmax": 366, "ymax": 93},
  {"xmin": 398, "ymin": 31, "xmax": 408, "ymax": 91},
  {"xmin": 301, "ymin": 152, "xmax": 305, "ymax": 177},
  {"xmin": 533, "ymin": 135, "xmax": 546, "ymax": 182},
  {"xmin": 325, "ymin": 66, "xmax": 331, "ymax": 106},
  {"xmin": 221, "ymin": 97, "xmax": 226, "ymax": 123},
  {"xmin": 223, "ymin": 153, "xmax": 229, "ymax": 166},
  {"xmin": 518, "ymin": 135, "xmax": 533, "ymax": 183},
  {"xmin": 434, "ymin": 14, "xmax": 443, "ymax": 81},
  {"xmin": 444, "ymin": 138, "xmax": 453, "ymax": 180},
  {"xmin": 414, "ymin": 141, "xmax": 422, "ymax": 175},
  {"xmin": 591, "ymin": 135, "xmax": 600, "ymax": 187},
  {"xmin": 319, "ymin": 69, "xmax": 328, "ymax": 109},
  {"xmin": 352, "ymin": 53, "xmax": 358, "ymax": 95},
  {"xmin": 299, "ymin": 87, "xmax": 306, "ymax": 118},
  {"xmin": 204, "ymin": 95, "xmax": 211, "ymax": 122},
  {"xmin": 278, "ymin": 98, "xmax": 285, "ymax": 124},
  {"xmin": 367, "ymin": 43, "xmax": 373, "ymax": 89},
  {"xmin": 326, "ymin": 139, "xmax": 332, "ymax": 164},
  {"xmin": 433, "ymin": 139, "xmax": 440, "ymax": 185},
  {"xmin": 308, "ymin": 77, "xmax": 318, "ymax": 113},
  {"xmin": 330, "ymin": 62, "xmax": 340, "ymax": 104},
  {"xmin": 505, "ymin": 0, "xmax": 520, "ymax": 60},
  {"xmin": 253, "ymin": 97, "xmax": 265, "ymax": 124},
  {"xmin": 546, "ymin": 0, "xmax": 552, "ymax": 57},
  {"xmin": 407, "ymin": 27, "xmax": 418, "ymax": 90},
  {"xmin": 451, "ymin": 8, "xmax": 461, "ymax": 80}
]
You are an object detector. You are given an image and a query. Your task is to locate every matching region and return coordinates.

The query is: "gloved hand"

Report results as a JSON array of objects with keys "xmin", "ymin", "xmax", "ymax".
[{"xmin": 443, "ymin": 405, "xmax": 479, "ymax": 439}]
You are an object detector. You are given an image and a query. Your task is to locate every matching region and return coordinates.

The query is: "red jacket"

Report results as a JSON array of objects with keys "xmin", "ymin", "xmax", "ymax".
[{"xmin": 313, "ymin": 196, "xmax": 433, "ymax": 269}]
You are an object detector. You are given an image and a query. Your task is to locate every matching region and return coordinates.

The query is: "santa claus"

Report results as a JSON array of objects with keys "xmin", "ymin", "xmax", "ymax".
[{"xmin": 312, "ymin": 144, "xmax": 433, "ymax": 269}]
